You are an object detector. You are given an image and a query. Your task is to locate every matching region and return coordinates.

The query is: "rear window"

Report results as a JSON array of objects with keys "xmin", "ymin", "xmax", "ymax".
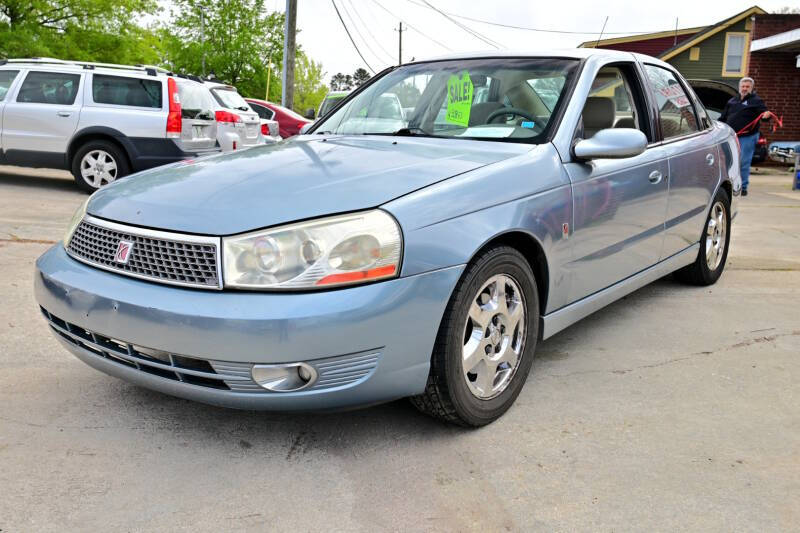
[
  {"xmin": 0, "ymin": 70, "xmax": 19, "ymax": 101},
  {"xmin": 178, "ymin": 81, "xmax": 215, "ymax": 119},
  {"xmin": 211, "ymin": 88, "xmax": 249, "ymax": 110},
  {"xmin": 250, "ymin": 102, "xmax": 275, "ymax": 120},
  {"xmin": 17, "ymin": 71, "xmax": 81, "ymax": 105},
  {"xmin": 92, "ymin": 74, "xmax": 162, "ymax": 108}
]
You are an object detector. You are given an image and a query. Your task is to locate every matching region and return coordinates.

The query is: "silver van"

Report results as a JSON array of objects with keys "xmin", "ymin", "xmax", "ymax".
[{"xmin": 0, "ymin": 58, "xmax": 220, "ymax": 192}]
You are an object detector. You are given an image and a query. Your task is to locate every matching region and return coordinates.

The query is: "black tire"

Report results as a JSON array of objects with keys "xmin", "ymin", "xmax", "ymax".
[
  {"xmin": 674, "ymin": 187, "xmax": 731, "ymax": 286},
  {"xmin": 71, "ymin": 140, "xmax": 130, "ymax": 193},
  {"xmin": 410, "ymin": 245, "xmax": 539, "ymax": 427}
]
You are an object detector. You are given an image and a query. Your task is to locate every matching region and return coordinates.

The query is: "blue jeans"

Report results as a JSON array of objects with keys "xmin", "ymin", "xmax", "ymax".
[{"xmin": 738, "ymin": 132, "xmax": 759, "ymax": 191}]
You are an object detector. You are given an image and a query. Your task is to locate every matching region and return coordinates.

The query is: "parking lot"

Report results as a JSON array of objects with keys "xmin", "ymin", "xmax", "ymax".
[{"xmin": 1, "ymin": 164, "xmax": 798, "ymax": 531}]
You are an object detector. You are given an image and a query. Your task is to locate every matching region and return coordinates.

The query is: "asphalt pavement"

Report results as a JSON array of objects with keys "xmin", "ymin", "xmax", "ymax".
[{"xmin": 0, "ymin": 164, "xmax": 798, "ymax": 531}]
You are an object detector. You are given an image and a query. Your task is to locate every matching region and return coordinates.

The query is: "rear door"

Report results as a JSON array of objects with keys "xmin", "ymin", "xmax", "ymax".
[
  {"xmin": 2, "ymin": 70, "xmax": 83, "ymax": 163},
  {"xmin": 641, "ymin": 64, "xmax": 720, "ymax": 259},
  {"xmin": 0, "ymin": 69, "xmax": 22, "ymax": 159},
  {"xmin": 81, "ymin": 72, "xmax": 165, "ymax": 140},
  {"xmin": 564, "ymin": 63, "xmax": 670, "ymax": 302}
]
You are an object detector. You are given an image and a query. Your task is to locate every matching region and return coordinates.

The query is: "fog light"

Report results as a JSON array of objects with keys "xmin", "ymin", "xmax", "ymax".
[{"xmin": 251, "ymin": 363, "xmax": 317, "ymax": 392}]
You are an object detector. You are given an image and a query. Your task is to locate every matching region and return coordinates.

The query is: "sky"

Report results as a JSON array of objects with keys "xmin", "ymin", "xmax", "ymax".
[{"xmin": 274, "ymin": 0, "xmax": 794, "ymax": 80}]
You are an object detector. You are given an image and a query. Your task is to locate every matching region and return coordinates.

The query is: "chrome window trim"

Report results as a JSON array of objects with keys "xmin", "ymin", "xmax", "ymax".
[{"xmin": 66, "ymin": 214, "xmax": 223, "ymax": 290}]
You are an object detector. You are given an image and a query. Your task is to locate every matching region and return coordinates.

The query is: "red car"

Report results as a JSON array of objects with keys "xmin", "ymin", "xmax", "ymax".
[{"xmin": 245, "ymin": 99, "xmax": 312, "ymax": 138}]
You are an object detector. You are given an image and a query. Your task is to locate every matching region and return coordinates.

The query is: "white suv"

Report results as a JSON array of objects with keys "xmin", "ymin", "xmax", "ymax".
[
  {"xmin": 0, "ymin": 58, "xmax": 220, "ymax": 192},
  {"xmin": 203, "ymin": 81, "xmax": 266, "ymax": 151}
]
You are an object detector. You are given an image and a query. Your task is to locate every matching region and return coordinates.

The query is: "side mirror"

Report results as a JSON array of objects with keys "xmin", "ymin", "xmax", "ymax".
[
  {"xmin": 299, "ymin": 123, "xmax": 314, "ymax": 135},
  {"xmin": 304, "ymin": 108, "xmax": 316, "ymax": 120},
  {"xmin": 573, "ymin": 128, "xmax": 648, "ymax": 160}
]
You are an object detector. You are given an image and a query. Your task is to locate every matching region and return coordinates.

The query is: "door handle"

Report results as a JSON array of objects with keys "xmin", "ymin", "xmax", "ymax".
[
  {"xmin": 57, "ymin": 111, "xmax": 72, "ymax": 117},
  {"xmin": 706, "ymin": 153, "xmax": 715, "ymax": 166},
  {"xmin": 648, "ymin": 170, "xmax": 663, "ymax": 184}
]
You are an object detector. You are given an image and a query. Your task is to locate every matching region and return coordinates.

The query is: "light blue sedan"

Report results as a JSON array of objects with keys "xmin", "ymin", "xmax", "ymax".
[{"xmin": 35, "ymin": 50, "xmax": 741, "ymax": 426}]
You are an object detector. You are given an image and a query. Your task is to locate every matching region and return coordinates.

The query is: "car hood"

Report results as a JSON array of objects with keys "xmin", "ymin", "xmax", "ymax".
[{"xmin": 88, "ymin": 135, "xmax": 530, "ymax": 235}]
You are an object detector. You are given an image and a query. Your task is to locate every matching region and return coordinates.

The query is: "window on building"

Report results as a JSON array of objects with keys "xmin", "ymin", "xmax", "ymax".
[
  {"xmin": 643, "ymin": 64, "xmax": 699, "ymax": 140},
  {"xmin": 723, "ymin": 33, "xmax": 747, "ymax": 75},
  {"xmin": 92, "ymin": 74, "xmax": 162, "ymax": 108},
  {"xmin": 689, "ymin": 47, "xmax": 700, "ymax": 61}
]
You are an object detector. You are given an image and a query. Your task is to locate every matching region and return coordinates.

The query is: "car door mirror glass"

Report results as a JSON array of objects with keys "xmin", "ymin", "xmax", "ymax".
[
  {"xmin": 304, "ymin": 108, "xmax": 315, "ymax": 119},
  {"xmin": 573, "ymin": 128, "xmax": 647, "ymax": 160}
]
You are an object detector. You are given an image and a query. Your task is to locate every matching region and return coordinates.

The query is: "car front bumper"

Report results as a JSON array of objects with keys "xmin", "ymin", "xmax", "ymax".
[{"xmin": 34, "ymin": 245, "xmax": 463, "ymax": 411}]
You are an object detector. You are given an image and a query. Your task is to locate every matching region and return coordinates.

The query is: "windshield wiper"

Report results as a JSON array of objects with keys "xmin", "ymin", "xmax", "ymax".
[{"xmin": 366, "ymin": 127, "xmax": 433, "ymax": 137}]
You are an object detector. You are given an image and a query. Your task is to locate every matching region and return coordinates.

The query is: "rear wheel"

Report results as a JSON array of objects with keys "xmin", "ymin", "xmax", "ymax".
[
  {"xmin": 71, "ymin": 140, "xmax": 129, "ymax": 193},
  {"xmin": 410, "ymin": 245, "xmax": 539, "ymax": 427},
  {"xmin": 674, "ymin": 187, "xmax": 731, "ymax": 286}
]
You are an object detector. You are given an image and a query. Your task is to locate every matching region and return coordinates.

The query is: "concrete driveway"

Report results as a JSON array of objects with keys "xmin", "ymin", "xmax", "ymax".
[{"xmin": 1, "ymin": 165, "xmax": 798, "ymax": 531}]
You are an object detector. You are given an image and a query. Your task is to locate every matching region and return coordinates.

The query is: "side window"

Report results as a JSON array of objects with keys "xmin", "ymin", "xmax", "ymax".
[
  {"xmin": 0, "ymin": 70, "xmax": 20, "ymax": 101},
  {"xmin": 92, "ymin": 74, "xmax": 162, "ymax": 108},
  {"xmin": 643, "ymin": 65, "xmax": 699, "ymax": 140},
  {"xmin": 17, "ymin": 71, "xmax": 81, "ymax": 105},
  {"xmin": 580, "ymin": 65, "xmax": 648, "ymax": 140},
  {"xmin": 251, "ymin": 103, "xmax": 274, "ymax": 120}
]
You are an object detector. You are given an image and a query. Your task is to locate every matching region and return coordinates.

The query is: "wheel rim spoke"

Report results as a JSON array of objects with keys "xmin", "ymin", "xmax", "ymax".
[{"xmin": 462, "ymin": 273, "xmax": 527, "ymax": 400}]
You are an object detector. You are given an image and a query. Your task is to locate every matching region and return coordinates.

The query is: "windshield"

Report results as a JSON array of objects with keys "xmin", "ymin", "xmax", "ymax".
[
  {"xmin": 211, "ymin": 87, "xmax": 250, "ymax": 111},
  {"xmin": 314, "ymin": 58, "xmax": 578, "ymax": 143},
  {"xmin": 319, "ymin": 93, "xmax": 347, "ymax": 117}
]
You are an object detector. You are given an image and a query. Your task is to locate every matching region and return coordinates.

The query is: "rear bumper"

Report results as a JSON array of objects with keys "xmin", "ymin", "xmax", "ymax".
[
  {"xmin": 34, "ymin": 245, "xmax": 463, "ymax": 411},
  {"xmin": 129, "ymin": 138, "xmax": 221, "ymax": 171}
]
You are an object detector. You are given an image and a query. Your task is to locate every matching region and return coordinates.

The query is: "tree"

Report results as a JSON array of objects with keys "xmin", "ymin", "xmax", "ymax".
[
  {"xmin": 352, "ymin": 67, "xmax": 370, "ymax": 87},
  {"xmin": 294, "ymin": 52, "xmax": 327, "ymax": 115},
  {"xmin": 161, "ymin": 0, "xmax": 284, "ymax": 98},
  {"xmin": 774, "ymin": 6, "xmax": 800, "ymax": 13},
  {"xmin": 0, "ymin": 0, "xmax": 160, "ymax": 62},
  {"xmin": 330, "ymin": 72, "xmax": 353, "ymax": 91}
]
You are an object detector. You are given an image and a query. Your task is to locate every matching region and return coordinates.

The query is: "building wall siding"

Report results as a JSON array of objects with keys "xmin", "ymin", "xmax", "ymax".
[{"xmin": 667, "ymin": 18, "xmax": 750, "ymax": 85}]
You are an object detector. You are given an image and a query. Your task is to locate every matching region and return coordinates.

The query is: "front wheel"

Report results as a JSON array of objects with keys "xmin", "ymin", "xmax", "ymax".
[
  {"xmin": 674, "ymin": 187, "xmax": 731, "ymax": 286},
  {"xmin": 411, "ymin": 245, "xmax": 539, "ymax": 426}
]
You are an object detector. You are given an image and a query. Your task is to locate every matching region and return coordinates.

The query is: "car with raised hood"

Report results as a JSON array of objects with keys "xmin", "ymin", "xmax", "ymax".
[
  {"xmin": 35, "ymin": 49, "xmax": 740, "ymax": 426},
  {"xmin": 0, "ymin": 58, "xmax": 220, "ymax": 192}
]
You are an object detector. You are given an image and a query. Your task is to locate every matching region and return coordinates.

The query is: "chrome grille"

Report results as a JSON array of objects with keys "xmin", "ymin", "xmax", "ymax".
[{"xmin": 66, "ymin": 215, "xmax": 221, "ymax": 289}]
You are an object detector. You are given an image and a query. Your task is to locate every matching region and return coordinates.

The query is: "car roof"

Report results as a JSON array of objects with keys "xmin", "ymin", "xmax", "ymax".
[
  {"xmin": 0, "ymin": 58, "xmax": 172, "ymax": 79},
  {"xmin": 408, "ymin": 48, "xmax": 673, "ymax": 69}
]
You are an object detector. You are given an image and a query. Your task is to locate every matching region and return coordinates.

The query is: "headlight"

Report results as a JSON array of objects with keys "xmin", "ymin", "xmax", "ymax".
[
  {"xmin": 63, "ymin": 198, "xmax": 90, "ymax": 248},
  {"xmin": 223, "ymin": 210, "xmax": 402, "ymax": 289}
]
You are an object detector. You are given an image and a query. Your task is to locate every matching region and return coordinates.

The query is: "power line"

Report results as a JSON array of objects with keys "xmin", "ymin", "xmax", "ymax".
[
  {"xmin": 331, "ymin": 0, "xmax": 376, "ymax": 74},
  {"xmin": 404, "ymin": 0, "xmax": 692, "ymax": 36},
  {"xmin": 346, "ymin": 0, "xmax": 396, "ymax": 64},
  {"xmin": 370, "ymin": 0, "xmax": 452, "ymax": 52},
  {"xmin": 418, "ymin": 0, "xmax": 504, "ymax": 49},
  {"xmin": 339, "ymin": 0, "xmax": 393, "ymax": 66}
]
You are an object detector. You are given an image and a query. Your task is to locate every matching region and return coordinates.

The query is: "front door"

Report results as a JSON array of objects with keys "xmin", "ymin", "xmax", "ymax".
[
  {"xmin": 564, "ymin": 64, "xmax": 669, "ymax": 303},
  {"xmin": 641, "ymin": 64, "xmax": 721, "ymax": 258},
  {"xmin": 2, "ymin": 70, "xmax": 83, "ymax": 164}
]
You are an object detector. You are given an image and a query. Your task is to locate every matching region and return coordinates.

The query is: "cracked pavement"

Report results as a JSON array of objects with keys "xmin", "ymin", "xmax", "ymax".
[{"xmin": 1, "ymin": 165, "xmax": 799, "ymax": 531}]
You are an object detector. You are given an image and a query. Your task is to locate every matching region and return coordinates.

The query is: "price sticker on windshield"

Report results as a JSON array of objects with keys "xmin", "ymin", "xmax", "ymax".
[{"xmin": 446, "ymin": 71, "xmax": 474, "ymax": 127}]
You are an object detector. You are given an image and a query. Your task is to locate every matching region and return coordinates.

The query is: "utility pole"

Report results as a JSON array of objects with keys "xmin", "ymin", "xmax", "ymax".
[
  {"xmin": 200, "ymin": 11, "xmax": 205, "ymax": 77},
  {"xmin": 281, "ymin": 0, "xmax": 297, "ymax": 109},
  {"xmin": 396, "ymin": 22, "xmax": 404, "ymax": 65}
]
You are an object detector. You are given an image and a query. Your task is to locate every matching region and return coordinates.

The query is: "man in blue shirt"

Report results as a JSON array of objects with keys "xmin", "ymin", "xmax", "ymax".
[{"xmin": 719, "ymin": 77, "xmax": 773, "ymax": 196}]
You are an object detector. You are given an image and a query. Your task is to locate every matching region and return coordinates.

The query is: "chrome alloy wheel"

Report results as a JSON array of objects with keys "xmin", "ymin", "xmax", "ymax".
[
  {"xmin": 705, "ymin": 201, "xmax": 727, "ymax": 270},
  {"xmin": 462, "ymin": 274, "xmax": 527, "ymax": 400},
  {"xmin": 80, "ymin": 150, "xmax": 118, "ymax": 189}
]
